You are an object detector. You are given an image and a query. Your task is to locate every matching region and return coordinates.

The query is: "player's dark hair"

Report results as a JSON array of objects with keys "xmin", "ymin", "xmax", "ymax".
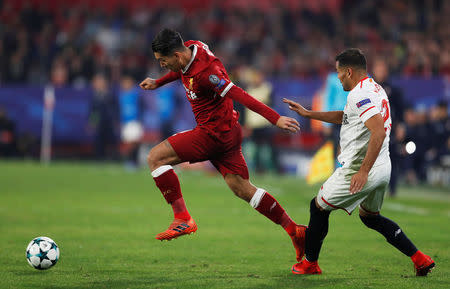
[
  {"xmin": 335, "ymin": 48, "xmax": 367, "ymax": 71},
  {"xmin": 152, "ymin": 29, "xmax": 184, "ymax": 56}
]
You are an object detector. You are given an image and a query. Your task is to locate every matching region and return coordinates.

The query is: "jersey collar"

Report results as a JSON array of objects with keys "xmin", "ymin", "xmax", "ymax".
[
  {"xmin": 182, "ymin": 45, "xmax": 197, "ymax": 74},
  {"xmin": 359, "ymin": 76, "xmax": 369, "ymax": 88}
]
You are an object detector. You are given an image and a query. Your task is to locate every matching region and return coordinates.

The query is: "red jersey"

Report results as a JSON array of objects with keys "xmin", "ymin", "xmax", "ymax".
[
  {"xmin": 155, "ymin": 40, "xmax": 280, "ymax": 138},
  {"xmin": 179, "ymin": 40, "xmax": 238, "ymax": 135}
]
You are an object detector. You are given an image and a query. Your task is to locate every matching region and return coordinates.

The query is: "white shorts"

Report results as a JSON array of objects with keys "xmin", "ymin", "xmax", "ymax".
[{"xmin": 317, "ymin": 160, "xmax": 391, "ymax": 214}]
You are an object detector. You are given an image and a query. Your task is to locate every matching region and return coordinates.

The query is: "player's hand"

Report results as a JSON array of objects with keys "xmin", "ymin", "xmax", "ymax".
[
  {"xmin": 139, "ymin": 77, "xmax": 158, "ymax": 90},
  {"xmin": 276, "ymin": 116, "xmax": 300, "ymax": 133},
  {"xmin": 349, "ymin": 170, "xmax": 368, "ymax": 194},
  {"xmin": 283, "ymin": 98, "xmax": 310, "ymax": 118}
]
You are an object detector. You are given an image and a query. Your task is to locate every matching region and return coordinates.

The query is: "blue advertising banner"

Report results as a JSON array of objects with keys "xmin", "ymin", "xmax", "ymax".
[{"xmin": 0, "ymin": 78, "xmax": 447, "ymax": 144}]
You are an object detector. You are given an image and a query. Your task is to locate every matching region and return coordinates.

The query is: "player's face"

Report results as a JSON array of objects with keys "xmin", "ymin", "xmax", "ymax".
[
  {"xmin": 336, "ymin": 61, "xmax": 352, "ymax": 91},
  {"xmin": 154, "ymin": 52, "xmax": 181, "ymax": 72}
]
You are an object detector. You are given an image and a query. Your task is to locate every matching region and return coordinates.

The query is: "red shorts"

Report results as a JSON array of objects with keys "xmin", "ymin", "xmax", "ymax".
[{"xmin": 167, "ymin": 124, "xmax": 249, "ymax": 179}]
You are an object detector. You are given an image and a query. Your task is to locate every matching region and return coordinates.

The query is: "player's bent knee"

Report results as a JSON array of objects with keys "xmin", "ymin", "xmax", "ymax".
[
  {"xmin": 228, "ymin": 182, "xmax": 248, "ymax": 200},
  {"xmin": 359, "ymin": 212, "xmax": 381, "ymax": 230},
  {"xmin": 358, "ymin": 207, "xmax": 379, "ymax": 218},
  {"xmin": 146, "ymin": 150, "xmax": 157, "ymax": 170},
  {"xmin": 147, "ymin": 147, "xmax": 166, "ymax": 171},
  {"xmin": 224, "ymin": 174, "xmax": 254, "ymax": 202}
]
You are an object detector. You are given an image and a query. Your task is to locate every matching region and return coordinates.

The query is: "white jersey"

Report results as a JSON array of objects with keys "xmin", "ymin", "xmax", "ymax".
[{"xmin": 338, "ymin": 77, "xmax": 391, "ymax": 170}]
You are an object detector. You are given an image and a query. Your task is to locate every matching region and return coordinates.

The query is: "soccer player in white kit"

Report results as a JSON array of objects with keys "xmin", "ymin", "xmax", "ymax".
[{"xmin": 284, "ymin": 49, "xmax": 435, "ymax": 276}]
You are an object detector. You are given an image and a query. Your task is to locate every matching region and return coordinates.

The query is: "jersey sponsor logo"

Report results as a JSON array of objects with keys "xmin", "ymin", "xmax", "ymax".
[
  {"xmin": 209, "ymin": 74, "xmax": 220, "ymax": 85},
  {"xmin": 356, "ymin": 98, "xmax": 371, "ymax": 108},
  {"xmin": 187, "ymin": 90, "xmax": 198, "ymax": 100},
  {"xmin": 182, "ymin": 83, "xmax": 198, "ymax": 100}
]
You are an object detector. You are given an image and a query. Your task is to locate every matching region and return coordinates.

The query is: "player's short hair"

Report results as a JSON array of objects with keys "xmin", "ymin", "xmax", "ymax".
[
  {"xmin": 335, "ymin": 48, "xmax": 367, "ymax": 71},
  {"xmin": 152, "ymin": 29, "xmax": 184, "ymax": 56}
]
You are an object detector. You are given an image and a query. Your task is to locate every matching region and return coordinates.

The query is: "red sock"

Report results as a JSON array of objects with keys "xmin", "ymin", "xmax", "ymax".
[
  {"xmin": 171, "ymin": 198, "xmax": 191, "ymax": 220},
  {"xmin": 152, "ymin": 165, "xmax": 191, "ymax": 220},
  {"xmin": 250, "ymin": 189, "xmax": 296, "ymax": 236}
]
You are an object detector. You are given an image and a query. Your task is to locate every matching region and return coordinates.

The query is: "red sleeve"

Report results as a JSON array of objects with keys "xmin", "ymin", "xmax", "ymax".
[
  {"xmin": 155, "ymin": 71, "xmax": 181, "ymax": 87},
  {"xmin": 201, "ymin": 62, "xmax": 280, "ymax": 125},
  {"xmin": 228, "ymin": 85, "xmax": 280, "ymax": 125},
  {"xmin": 201, "ymin": 62, "xmax": 234, "ymax": 97}
]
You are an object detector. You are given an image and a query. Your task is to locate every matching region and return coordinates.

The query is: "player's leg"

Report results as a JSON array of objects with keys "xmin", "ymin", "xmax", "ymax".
[
  {"xmin": 213, "ymin": 123, "xmax": 306, "ymax": 260},
  {"xmin": 359, "ymin": 206, "xmax": 435, "ymax": 276},
  {"xmin": 359, "ymin": 208, "xmax": 435, "ymax": 276},
  {"xmin": 147, "ymin": 139, "xmax": 188, "ymax": 217},
  {"xmin": 218, "ymin": 124, "xmax": 297, "ymax": 235},
  {"xmin": 223, "ymin": 173, "xmax": 307, "ymax": 261},
  {"xmin": 147, "ymin": 139, "xmax": 197, "ymax": 240},
  {"xmin": 291, "ymin": 197, "xmax": 329, "ymax": 275},
  {"xmin": 293, "ymin": 167, "xmax": 359, "ymax": 275},
  {"xmin": 223, "ymin": 174, "xmax": 296, "ymax": 232},
  {"xmin": 150, "ymin": 127, "xmax": 223, "ymax": 241},
  {"xmin": 359, "ymin": 163, "xmax": 435, "ymax": 276},
  {"xmin": 304, "ymin": 197, "xmax": 331, "ymax": 262}
]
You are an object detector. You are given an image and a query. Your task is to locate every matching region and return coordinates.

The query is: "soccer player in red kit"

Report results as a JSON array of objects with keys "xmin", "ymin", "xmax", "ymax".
[{"xmin": 140, "ymin": 29, "xmax": 306, "ymax": 262}]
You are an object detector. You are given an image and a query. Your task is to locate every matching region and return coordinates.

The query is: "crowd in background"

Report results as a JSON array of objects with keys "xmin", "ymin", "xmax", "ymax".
[
  {"xmin": 1, "ymin": 0, "xmax": 450, "ymax": 87},
  {"xmin": 0, "ymin": 0, "xmax": 449, "ymax": 186}
]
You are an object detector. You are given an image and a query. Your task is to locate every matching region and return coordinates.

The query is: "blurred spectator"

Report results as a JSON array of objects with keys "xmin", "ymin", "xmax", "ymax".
[
  {"xmin": 16, "ymin": 132, "xmax": 38, "ymax": 158},
  {"xmin": 0, "ymin": 0, "xmax": 448, "ymax": 185},
  {"xmin": 118, "ymin": 75, "xmax": 142, "ymax": 169},
  {"xmin": 88, "ymin": 73, "xmax": 118, "ymax": 160},
  {"xmin": 242, "ymin": 69, "xmax": 277, "ymax": 173},
  {"xmin": 372, "ymin": 57, "xmax": 405, "ymax": 196},
  {"xmin": 427, "ymin": 101, "xmax": 450, "ymax": 165},
  {"xmin": 156, "ymin": 84, "xmax": 177, "ymax": 140},
  {"xmin": 322, "ymin": 72, "xmax": 348, "ymax": 167},
  {"xmin": 403, "ymin": 107, "xmax": 432, "ymax": 184},
  {"xmin": 50, "ymin": 60, "xmax": 69, "ymax": 87},
  {"xmin": 1, "ymin": 0, "xmax": 449, "ymax": 86},
  {"xmin": 0, "ymin": 106, "xmax": 16, "ymax": 157}
]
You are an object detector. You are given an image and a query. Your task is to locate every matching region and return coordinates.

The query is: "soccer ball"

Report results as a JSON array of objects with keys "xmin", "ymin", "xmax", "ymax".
[{"xmin": 26, "ymin": 236, "xmax": 60, "ymax": 270}]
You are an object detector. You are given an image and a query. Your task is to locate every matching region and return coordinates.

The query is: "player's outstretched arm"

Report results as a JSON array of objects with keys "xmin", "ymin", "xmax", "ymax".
[
  {"xmin": 139, "ymin": 78, "xmax": 159, "ymax": 90},
  {"xmin": 276, "ymin": 116, "xmax": 300, "ymax": 133},
  {"xmin": 283, "ymin": 98, "xmax": 343, "ymax": 124},
  {"xmin": 140, "ymin": 71, "xmax": 181, "ymax": 90},
  {"xmin": 226, "ymin": 86, "xmax": 299, "ymax": 133}
]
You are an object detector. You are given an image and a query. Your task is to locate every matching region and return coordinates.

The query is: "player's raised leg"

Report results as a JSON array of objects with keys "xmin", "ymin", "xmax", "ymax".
[
  {"xmin": 223, "ymin": 174, "xmax": 307, "ymax": 261},
  {"xmin": 359, "ymin": 207, "xmax": 435, "ymax": 276},
  {"xmin": 147, "ymin": 140, "xmax": 197, "ymax": 241},
  {"xmin": 292, "ymin": 197, "xmax": 328, "ymax": 274}
]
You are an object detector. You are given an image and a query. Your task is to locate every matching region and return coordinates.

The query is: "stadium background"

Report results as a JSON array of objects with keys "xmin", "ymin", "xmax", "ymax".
[
  {"xmin": 1, "ymin": 1, "xmax": 449, "ymax": 288},
  {"xmin": 0, "ymin": 0, "xmax": 449, "ymax": 187}
]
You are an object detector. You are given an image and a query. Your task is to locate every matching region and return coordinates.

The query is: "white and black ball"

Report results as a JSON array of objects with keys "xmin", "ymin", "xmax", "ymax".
[{"xmin": 26, "ymin": 236, "xmax": 60, "ymax": 270}]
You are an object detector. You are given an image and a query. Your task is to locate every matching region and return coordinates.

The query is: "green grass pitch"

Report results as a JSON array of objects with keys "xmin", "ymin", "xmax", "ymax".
[{"xmin": 0, "ymin": 161, "xmax": 449, "ymax": 288}]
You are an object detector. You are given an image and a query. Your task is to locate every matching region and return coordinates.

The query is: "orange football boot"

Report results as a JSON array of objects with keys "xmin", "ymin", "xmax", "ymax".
[
  {"xmin": 155, "ymin": 218, "xmax": 197, "ymax": 241},
  {"xmin": 290, "ymin": 224, "xmax": 307, "ymax": 261},
  {"xmin": 292, "ymin": 259, "xmax": 322, "ymax": 275}
]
